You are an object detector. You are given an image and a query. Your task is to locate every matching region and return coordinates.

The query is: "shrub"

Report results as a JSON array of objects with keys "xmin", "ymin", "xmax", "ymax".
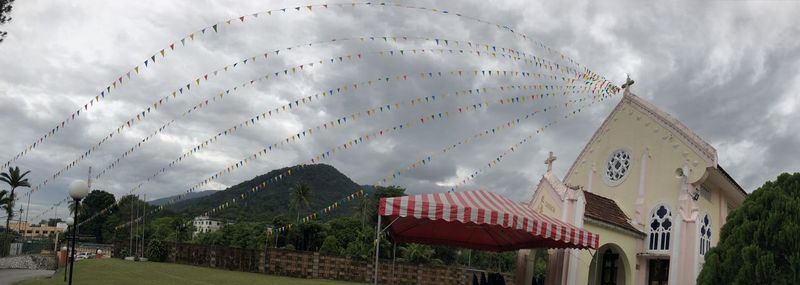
[
  {"xmin": 319, "ymin": 236, "xmax": 341, "ymax": 256},
  {"xmin": 146, "ymin": 239, "xmax": 169, "ymax": 262}
]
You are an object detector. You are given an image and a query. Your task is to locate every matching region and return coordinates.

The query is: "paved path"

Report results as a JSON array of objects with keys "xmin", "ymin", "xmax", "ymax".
[{"xmin": 0, "ymin": 269, "xmax": 55, "ymax": 285}]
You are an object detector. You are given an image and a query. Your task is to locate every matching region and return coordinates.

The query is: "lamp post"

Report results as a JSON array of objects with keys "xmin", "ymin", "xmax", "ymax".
[
  {"xmin": 67, "ymin": 180, "xmax": 89, "ymax": 285},
  {"xmin": 63, "ymin": 220, "xmax": 72, "ymax": 282}
]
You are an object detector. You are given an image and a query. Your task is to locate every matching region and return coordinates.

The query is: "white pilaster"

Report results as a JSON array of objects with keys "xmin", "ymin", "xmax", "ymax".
[
  {"xmin": 635, "ymin": 147, "xmax": 650, "ymax": 227},
  {"xmin": 566, "ymin": 193, "xmax": 585, "ymax": 285}
]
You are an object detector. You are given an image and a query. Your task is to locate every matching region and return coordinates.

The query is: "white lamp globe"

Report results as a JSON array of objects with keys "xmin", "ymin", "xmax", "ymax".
[
  {"xmin": 65, "ymin": 217, "xmax": 74, "ymax": 226},
  {"xmin": 61, "ymin": 246, "xmax": 68, "ymax": 251},
  {"xmin": 68, "ymin": 180, "xmax": 89, "ymax": 200},
  {"xmin": 97, "ymin": 249, "xmax": 103, "ymax": 255}
]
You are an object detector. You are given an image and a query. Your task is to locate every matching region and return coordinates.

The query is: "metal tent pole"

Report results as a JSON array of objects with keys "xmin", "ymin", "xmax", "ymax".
[{"xmin": 373, "ymin": 214, "xmax": 381, "ymax": 285}]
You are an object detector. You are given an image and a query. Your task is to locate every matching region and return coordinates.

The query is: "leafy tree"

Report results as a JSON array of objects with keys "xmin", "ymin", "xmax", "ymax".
[
  {"xmin": 194, "ymin": 222, "xmax": 267, "ymax": 250},
  {"xmin": 326, "ymin": 217, "xmax": 361, "ymax": 249},
  {"xmin": 1, "ymin": 166, "xmax": 30, "ymax": 235},
  {"xmin": 0, "ymin": 0, "xmax": 14, "ymax": 42},
  {"xmin": 78, "ymin": 190, "xmax": 116, "ymax": 243},
  {"xmin": 106, "ymin": 195, "xmax": 155, "ymax": 246},
  {"xmin": 367, "ymin": 186, "xmax": 405, "ymax": 225},
  {"xmin": 269, "ymin": 215, "xmax": 289, "ymax": 248},
  {"xmin": 290, "ymin": 183, "xmax": 312, "ymax": 222},
  {"xmin": 149, "ymin": 217, "xmax": 176, "ymax": 241},
  {"xmin": 286, "ymin": 221, "xmax": 326, "ymax": 251},
  {"xmin": 319, "ymin": 235, "xmax": 341, "ymax": 255},
  {"xmin": 698, "ymin": 173, "xmax": 800, "ymax": 284}
]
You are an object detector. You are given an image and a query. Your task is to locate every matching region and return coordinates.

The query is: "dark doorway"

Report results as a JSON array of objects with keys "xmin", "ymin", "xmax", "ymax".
[
  {"xmin": 648, "ymin": 259, "xmax": 669, "ymax": 285},
  {"xmin": 600, "ymin": 249, "xmax": 619, "ymax": 285}
]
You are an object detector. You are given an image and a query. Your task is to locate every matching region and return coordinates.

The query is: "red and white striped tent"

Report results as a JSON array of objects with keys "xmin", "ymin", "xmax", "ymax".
[{"xmin": 378, "ymin": 190, "xmax": 599, "ymax": 251}]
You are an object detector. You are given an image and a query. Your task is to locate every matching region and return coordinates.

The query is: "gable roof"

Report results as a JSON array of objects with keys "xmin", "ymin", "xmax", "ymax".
[
  {"xmin": 566, "ymin": 90, "xmax": 722, "ymax": 182},
  {"xmin": 583, "ymin": 191, "xmax": 644, "ymax": 236}
]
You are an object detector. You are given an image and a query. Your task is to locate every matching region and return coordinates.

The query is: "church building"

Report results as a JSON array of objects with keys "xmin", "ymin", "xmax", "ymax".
[{"xmin": 515, "ymin": 84, "xmax": 747, "ymax": 285}]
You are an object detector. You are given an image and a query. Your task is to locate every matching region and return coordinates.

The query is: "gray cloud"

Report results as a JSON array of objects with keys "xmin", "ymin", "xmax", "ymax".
[{"xmin": 1, "ymin": 0, "xmax": 799, "ymax": 222}]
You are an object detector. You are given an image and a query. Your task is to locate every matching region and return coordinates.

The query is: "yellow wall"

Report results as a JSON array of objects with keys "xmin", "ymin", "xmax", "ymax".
[
  {"xmin": 565, "ymin": 100, "xmax": 713, "ymax": 226},
  {"xmin": 576, "ymin": 223, "xmax": 641, "ymax": 285},
  {"xmin": 562, "ymin": 98, "xmax": 736, "ymax": 283},
  {"xmin": 530, "ymin": 178, "xmax": 562, "ymax": 217}
]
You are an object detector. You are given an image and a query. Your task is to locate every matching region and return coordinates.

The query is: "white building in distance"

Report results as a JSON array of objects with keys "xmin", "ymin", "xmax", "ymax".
[{"xmin": 192, "ymin": 215, "xmax": 226, "ymax": 237}]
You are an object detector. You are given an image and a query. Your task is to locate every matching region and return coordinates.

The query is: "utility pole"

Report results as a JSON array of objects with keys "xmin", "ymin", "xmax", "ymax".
[
  {"xmin": 87, "ymin": 167, "xmax": 92, "ymax": 188},
  {"xmin": 141, "ymin": 194, "xmax": 146, "ymax": 258},
  {"xmin": 23, "ymin": 194, "xmax": 31, "ymax": 236},
  {"xmin": 128, "ymin": 196, "xmax": 133, "ymax": 257},
  {"xmin": 17, "ymin": 207, "xmax": 24, "ymax": 239},
  {"xmin": 135, "ymin": 195, "xmax": 140, "ymax": 258}
]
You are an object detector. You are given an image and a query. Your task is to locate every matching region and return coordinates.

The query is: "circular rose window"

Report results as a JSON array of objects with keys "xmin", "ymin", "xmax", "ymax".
[{"xmin": 605, "ymin": 149, "xmax": 631, "ymax": 185}]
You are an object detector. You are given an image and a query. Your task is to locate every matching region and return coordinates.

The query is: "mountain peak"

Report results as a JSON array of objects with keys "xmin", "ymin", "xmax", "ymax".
[{"xmin": 169, "ymin": 164, "xmax": 362, "ymax": 222}]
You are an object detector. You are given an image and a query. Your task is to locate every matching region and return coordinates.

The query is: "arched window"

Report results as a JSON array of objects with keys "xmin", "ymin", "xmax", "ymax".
[
  {"xmin": 699, "ymin": 214, "xmax": 712, "ymax": 255},
  {"xmin": 648, "ymin": 205, "xmax": 672, "ymax": 251}
]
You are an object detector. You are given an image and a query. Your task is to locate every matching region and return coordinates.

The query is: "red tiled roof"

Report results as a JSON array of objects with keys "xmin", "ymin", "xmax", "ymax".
[{"xmin": 583, "ymin": 191, "xmax": 644, "ymax": 236}]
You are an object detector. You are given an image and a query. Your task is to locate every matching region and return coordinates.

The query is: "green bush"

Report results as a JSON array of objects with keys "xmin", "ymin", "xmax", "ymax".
[
  {"xmin": 146, "ymin": 239, "xmax": 169, "ymax": 262},
  {"xmin": 319, "ymin": 236, "xmax": 340, "ymax": 256},
  {"xmin": 344, "ymin": 240, "xmax": 371, "ymax": 260}
]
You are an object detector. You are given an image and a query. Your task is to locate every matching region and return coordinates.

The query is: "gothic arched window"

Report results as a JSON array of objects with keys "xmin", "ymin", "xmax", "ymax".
[
  {"xmin": 648, "ymin": 204, "xmax": 673, "ymax": 251},
  {"xmin": 699, "ymin": 214, "xmax": 712, "ymax": 255}
]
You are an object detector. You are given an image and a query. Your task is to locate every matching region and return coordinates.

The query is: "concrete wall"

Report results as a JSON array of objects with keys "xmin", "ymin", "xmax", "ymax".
[{"xmin": 0, "ymin": 255, "xmax": 57, "ymax": 270}]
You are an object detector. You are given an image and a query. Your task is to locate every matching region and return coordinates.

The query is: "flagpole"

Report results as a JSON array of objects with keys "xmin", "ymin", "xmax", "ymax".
[{"xmin": 373, "ymin": 214, "xmax": 381, "ymax": 285}]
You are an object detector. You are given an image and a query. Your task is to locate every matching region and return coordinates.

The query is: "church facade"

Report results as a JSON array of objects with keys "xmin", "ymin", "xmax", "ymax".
[{"xmin": 516, "ymin": 88, "xmax": 747, "ymax": 285}]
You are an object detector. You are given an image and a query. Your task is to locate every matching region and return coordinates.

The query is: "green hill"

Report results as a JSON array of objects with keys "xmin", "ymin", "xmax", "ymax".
[{"xmin": 168, "ymin": 164, "xmax": 365, "ymax": 222}]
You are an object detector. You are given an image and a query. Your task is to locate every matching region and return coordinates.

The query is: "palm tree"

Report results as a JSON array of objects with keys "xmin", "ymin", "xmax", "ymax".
[
  {"xmin": 0, "ymin": 190, "xmax": 12, "ymax": 225},
  {"xmin": 289, "ymin": 183, "xmax": 312, "ymax": 223},
  {"xmin": 68, "ymin": 199, "xmax": 81, "ymax": 215},
  {"xmin": 0, "ymin": 189, "xmax": 11, "ymax": 256},
  {"xmin": 1, "ymin": 166, "xmax": 31, "ymax": 233}
]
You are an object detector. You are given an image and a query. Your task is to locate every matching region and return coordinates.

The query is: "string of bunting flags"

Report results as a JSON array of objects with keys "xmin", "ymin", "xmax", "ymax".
[
  {"xmin": 374, "ymin": 95, "xmax": 607, "ymax": 187},
  {"xmin": 184, "ymin": 81, "xmax": 596, "ymax": 195},
  {"xmin": 36, "ymin": 82, "xmax": 578, "ymax": 222},
  {"xmin": 87, "ymin": 40, "xmax": 589, "ymax": 184},
  {"xmin": 29, "ymin": 197, "xmax": 70, "ymax": 223},
  {"xmin": 121, "ymin": 69, "xmax": 599, "ymax": 201},
  {"xmin": 157, "ymin": 83, "xmax": 585, "ymax": 178},
  {"xmin": 271, "ymin": 85, "xmax": 620, "ymax": 233},
  {"xmin": 105, "ymin": 80, "xmax": 611, "ymax": 229},
  {"xmin": 62, "ymin": 73, "xmax": 609, "ymax": 225},
  {"xmin": 4, "ymin": 1, "xmax": 610, "ymax": 170},
  {"xmin": 27, "ymin": 44, "xmax": 584, "ymax": 197},
  {"xmin": 111, "ymin": 87, "xmax": 594, "ymax": 231},
  {"xmin": 446, "ymin": 90, "xmax": 621, "ymax": 191},
  {"xmin": 88, "ymin": 74, "xmax": 614, "ymax": 228}
]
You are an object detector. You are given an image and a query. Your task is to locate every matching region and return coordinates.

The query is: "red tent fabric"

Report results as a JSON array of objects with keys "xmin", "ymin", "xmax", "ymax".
[{"xmin": 378, "ymin": 190, "xmax": 599, "ymax": 251}]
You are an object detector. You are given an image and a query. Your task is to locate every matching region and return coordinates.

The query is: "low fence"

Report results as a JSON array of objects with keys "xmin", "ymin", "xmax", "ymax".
[{"xmin": 167, "ymin": 243, "xmax": 513, "ymax": 285}]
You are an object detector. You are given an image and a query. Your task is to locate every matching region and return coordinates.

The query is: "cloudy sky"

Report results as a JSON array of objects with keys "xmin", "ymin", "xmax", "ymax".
[{"xmin": 1, "ymin": 1, "xmax": 799, "ymax": 222}]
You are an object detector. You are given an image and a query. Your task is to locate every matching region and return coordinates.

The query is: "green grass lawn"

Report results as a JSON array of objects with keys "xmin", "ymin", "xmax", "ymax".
[{"xmin": 19, "ymin": 258, "xmax": 364, "ymax": 285}]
